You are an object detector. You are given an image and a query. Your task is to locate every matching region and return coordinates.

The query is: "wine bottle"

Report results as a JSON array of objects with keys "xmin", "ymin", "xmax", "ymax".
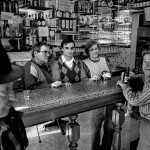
[
  {"xmin": 124, "ymin": 66, "xmax": 130, "ymax": 83},
  {"xmin": 14, "ymin": 0, "xmax": 19, "ymax": 14},
  {"xmin": 41, "ymin": 12, "xmax": 45, "ymax": 26},
  {"xmin": 3, "ymin": 20, "xmax": 6, "ymax": 37},
  {"xmin": 5, "ymin": 20, "xmax": 11, "ymax": 37},
  {"xmin": 34, "ymin": 13, "xmax": 38, "ymax": 27},
  {"xmin": 37, "ymin": 12, "xmax": 42, "ymax": 26}
]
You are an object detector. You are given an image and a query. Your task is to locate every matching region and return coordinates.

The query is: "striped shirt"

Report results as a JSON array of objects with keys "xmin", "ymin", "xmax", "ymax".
[{"xmin": 122, "ymin": 75, "xmax": 150, "ymax": 121}]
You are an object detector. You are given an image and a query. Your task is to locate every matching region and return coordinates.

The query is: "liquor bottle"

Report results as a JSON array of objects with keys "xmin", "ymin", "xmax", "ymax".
[
  {"xmin": 41, "ymin": 12, "xmax": 45, "ymax": 26},
  {"xmin": 73, "ymin": 19, "xmax": 76, "ymax": 32},
  {"xmin": 34, "ymin": 13, "xmax": 38, "ymax": 27},
  {"xmin": 5, "ymin": 0, "xmax": 9, "ymax": 12},
  {"xmin": 5, "ymin": 20, "xmax": 11, "ymax": 37},
  {"xmin": 26, "ymin": 0, "xmax": 30, "ymax": 6},
  {"xmin": 28, "ymin": 15, "xmax": 32, "ymax": 26},
  {"xmin": 0, "ymin": 27, "xmax": 2, "ymax": 38},
  {"xmin": 69, "ymin": 19, "xmax": 73, "ymax": 31},
  {"xmin": 45, "ymin": 15, "xmax": 49, "ymax": 27},
  {"xmin": 23, "ymin": 0, "xmax": 26, "ymax": 6},
  {"xmin": 61, "ymin": 18, "xmax": 66, "ymax": 31},
  {"xmin": 14, "ymin": 0, "xmax": 19, "ymax": 14},
  {"xmin": 32, "ymin": 28, "xmax": 37, "ymax": 45},
  {"xmin": 30, "ymin": 14, "xmax": 33, "ymax": 27},
  {"xmin": 2, "ymin": 0, "xmax": 6, "ymax": 12},
  {"xmin": 3, "ymin": 20, "xmax": 6, "ymax": 37},
  {"xmin": 29, "ymin": 31, "xmax": 33, "ymax": 46},
  {"xmin": 8, "ymin": 0, "xmax": 12, "ymax": 12},
  {"xmin": 124, "ymin": 66, "xmax": 130, "ymax": 83},
  {"xmin": 66, "ymin": 19, "xmax": 69, "ymax": 31},
  {"xmin": 37, "ymin": 12, "xmax": 42, "ymax": 26}
]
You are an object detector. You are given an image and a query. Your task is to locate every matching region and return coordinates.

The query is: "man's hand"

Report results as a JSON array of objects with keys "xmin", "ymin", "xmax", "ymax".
[
  {"xmin": 64, "ymin": 82, "xmax": 72, "ymax": 86},
  {"xmin": 51, "ymin": 81, "xmax": 63, "ymax": 88},
  {"xmin": 116, "ymin": 80, "xmax": 127, "ymax": 88},
  {"xmin": 89, "ymin": 75, "xmax": 100, "ymax": 81}
]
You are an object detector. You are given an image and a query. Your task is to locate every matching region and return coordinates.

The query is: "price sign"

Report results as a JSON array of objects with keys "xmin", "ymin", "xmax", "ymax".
[
  {"xmin": 1, "ymin": 12, "xmax": 14, "ymax": 21},
  {"xmin": 145, "ymin": 7, "xmax": 150, "ymax": 21},
  {"xmin": 38, "ymin": 27, "xmax": 49, "ymax": 37}
]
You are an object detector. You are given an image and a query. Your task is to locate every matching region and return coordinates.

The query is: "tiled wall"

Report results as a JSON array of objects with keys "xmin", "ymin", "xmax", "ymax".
[{"xmin": 108, "ymin": 48, "xmax": 131, "ymax": 69}]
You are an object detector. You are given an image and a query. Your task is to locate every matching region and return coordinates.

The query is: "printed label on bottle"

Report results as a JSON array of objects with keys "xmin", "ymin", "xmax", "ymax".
[
  {"xmin": 62, "ymin": 20, "xmax": 65, "ymax": 29},
  {"xmin": 38, "ymin": 21, "xmax": 41, "ymax": 26},
  {"xmin": 42, "ymin": 21, "xmax": 45, "ymax": 26},
  {"xmin": 66, "ymin": 20, "xmax": 69, "ymax": 29}
]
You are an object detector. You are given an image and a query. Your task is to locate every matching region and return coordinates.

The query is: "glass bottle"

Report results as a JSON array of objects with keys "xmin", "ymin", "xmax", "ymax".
[
  {"xmin": 3, "ymin": 20, "xmax": 6, "ymax": 37},
  {"xmin": 5, "ymin": 20, "xmax": 11, "ymax": 37},
  {"xmin": 14, "ymin": 0, "xmax": 19, "ymax": 14},
  {"xmin": 37, "ymin": 12, "xmax": 42, "ymax": 26},
  {"xmin": 41, "ymin": 12, "xmax": 45, "ymax": 26},
  {"xmin": 124, "ymin": 66, "xmax": 130, "ymax": 83}
]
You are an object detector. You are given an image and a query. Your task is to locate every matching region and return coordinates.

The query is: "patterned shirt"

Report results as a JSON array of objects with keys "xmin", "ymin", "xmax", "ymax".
[
  {"xmin": 122, "ymin": 75, "xmax": 150, "ymax": 121},
  {"xmin": 51, "ymin": 56, "xmax": 88, "ymax": 83}
]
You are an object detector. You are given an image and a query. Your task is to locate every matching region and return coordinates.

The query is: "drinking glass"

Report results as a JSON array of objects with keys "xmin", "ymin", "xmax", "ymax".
[{"xmin": 24, "ymin": 90, "xmax": 30, "ymax": 100}]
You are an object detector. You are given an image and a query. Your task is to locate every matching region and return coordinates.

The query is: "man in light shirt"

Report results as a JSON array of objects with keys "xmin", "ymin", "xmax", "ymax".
[{"xmin": 51, "ymin": 38, "xmax": 88, "ymax": 84}]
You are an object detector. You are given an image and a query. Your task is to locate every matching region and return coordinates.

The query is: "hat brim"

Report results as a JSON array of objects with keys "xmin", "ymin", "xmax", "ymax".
[
  {"xmin": 142, "ymin": 50, "xmax": 150, "ymax": 57},
  {"xmin": 0, "ymin": 64, "xmax": 24, "ymax": 84}
]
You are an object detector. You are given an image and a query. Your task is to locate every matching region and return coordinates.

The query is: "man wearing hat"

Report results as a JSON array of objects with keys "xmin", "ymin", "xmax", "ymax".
[{"xmin": 0, "ymin": 43, "xmax": 28, "ymax": 149}]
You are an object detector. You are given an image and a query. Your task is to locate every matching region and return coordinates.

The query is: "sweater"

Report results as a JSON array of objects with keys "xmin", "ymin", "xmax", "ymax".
[
  {"xmin": 122, "ymin": 75, "xmax": 150, "ymax": 121},
  {"xmin": 83, "ymin": 57, "xmax": 110, "ymax": 78},
  {"xmin": 51, "ymin": 56, "xmax": 88, "ymax": 83},
  {"xmin": 23, "ymin": 58, "xmax": 52, "ymax": 90}
]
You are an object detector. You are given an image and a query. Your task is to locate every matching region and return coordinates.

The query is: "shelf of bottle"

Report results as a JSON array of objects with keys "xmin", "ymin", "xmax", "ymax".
[
  {"xmin": 0, "ymin": 37, "xmax": 22, "ymax": 39},
  {"xmin": 56, "ymin": 17, "xmax": 76, "ymax": 20},
  {"xmin": 23, "ymin": 26, "xmax": 57, "ymax": 28},
  {"xmin": 97, "ymin": 6, "xmax": 115, "ymax": 9},
  {"xmin": 19, "ymin": 6, "xmax": 53, "ymax": 11},
  {"xmin": 77, "ymin": 12, "xmax": 99, "ymax": 16},
  {"xmin": 58, "ymin": 31, "xmax": 80, "ymax": 35}
]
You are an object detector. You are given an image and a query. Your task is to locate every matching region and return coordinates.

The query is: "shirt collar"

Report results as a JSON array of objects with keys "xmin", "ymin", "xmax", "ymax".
[{"xmin": 61, "ymin": 55, "xmax": 75, "ymax": 63}]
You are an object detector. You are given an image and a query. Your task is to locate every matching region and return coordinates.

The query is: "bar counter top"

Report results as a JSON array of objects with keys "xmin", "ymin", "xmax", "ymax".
[{"xmin": 14, "ymin": 76, "xmax": 125, "ymax": 127}]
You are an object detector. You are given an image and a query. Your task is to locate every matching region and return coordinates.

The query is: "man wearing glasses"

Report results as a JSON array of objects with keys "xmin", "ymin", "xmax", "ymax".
[{"xmin": 24, "ymin": 42, "xmax": 62, "ymax": 90}]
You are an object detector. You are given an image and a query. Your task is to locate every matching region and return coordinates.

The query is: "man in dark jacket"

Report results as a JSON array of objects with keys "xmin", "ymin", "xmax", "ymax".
[
  {"xmin": 0, "ymin": 43, "xmax": 28, "ymax": 150},
  {"xmin": 24, "ymin": 42, "xmax": 62, "ymax": 90}
]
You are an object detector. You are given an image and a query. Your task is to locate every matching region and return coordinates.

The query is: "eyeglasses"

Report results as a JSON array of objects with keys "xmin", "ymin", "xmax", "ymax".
[{"xmin": 39, "ymin": 50, "xmax": 51, "ymax": 55}]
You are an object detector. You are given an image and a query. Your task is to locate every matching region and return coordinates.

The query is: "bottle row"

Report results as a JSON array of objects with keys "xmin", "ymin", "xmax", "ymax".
[
  {"xmin": 22, "ymin": 10, "xmax": 77, "ymax": 28},
  {"xmin": 0, "ymin": 0, "xmax": 19, "ymax": 14},
  {"xmin": 22, "ymin": 0, "xmax": 46, "ymax": 7},
  {"xmin": 0, "ymin": 20, "xmax": 21, "ymax": 38}
]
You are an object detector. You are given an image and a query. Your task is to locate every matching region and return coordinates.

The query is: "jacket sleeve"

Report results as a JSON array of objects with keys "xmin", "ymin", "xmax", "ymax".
[
  {"xmin": 122, "ymin": 82, "xmax": 150, "ymax": 106},
  {"xmin": 51, "ymin": 60, "xmax": 61, "ymax": 82},
  {"xmin": 23, "ymin": 62, "xmax": 49, "ymax": 90},
  {"xmin": 82, "ymin": 61, "xmax": 91, "ymax": 78},
  {"xmin": 80, "ymin": 60, "xmax": 89, "ymax": 81}
]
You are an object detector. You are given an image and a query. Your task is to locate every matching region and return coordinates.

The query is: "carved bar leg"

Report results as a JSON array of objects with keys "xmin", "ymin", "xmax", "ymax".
[
  {"xmin": 112, "ymin": 103, "xmax": 125, "ymax": 150},
  {"xmin": 66, "ymin": 115, "xmax": 80, "ymax": 150}
]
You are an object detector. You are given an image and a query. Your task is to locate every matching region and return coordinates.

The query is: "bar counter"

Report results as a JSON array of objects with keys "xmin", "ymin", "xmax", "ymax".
[{"xmin": 14, "ymin": 76, "xmax": 125, "ymax": 150}]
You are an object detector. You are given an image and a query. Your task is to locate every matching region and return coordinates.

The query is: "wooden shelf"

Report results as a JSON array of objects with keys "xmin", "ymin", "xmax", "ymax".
[{"xmin": 19, "ymin": 6, "xmax": 52, "ymax": 11}]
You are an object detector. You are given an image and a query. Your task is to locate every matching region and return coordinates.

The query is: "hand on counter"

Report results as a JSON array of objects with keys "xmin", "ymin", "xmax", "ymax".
[
  {"xmin": 63, "ymin": 82, "xmax": 72, "ymax": 86},
  {"xmin": 89, "ymin": 75, "xmax": 100, "ymax": 81},
  {"xmin": 51, "ymin": 81, "xmax": 72, "ymax": 87},
  {"xmin": 116, "ymin": 80, "xmax": 128, "ymax": 89},
  {"xmin": 51, "ymin": 81, "xmax": 63, "ymax": 88}
]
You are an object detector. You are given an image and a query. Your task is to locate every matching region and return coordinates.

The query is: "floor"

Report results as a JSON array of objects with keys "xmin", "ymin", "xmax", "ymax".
[{"xmin": 26, "ymin": 110, "xmax": 140, "ymax": 150}]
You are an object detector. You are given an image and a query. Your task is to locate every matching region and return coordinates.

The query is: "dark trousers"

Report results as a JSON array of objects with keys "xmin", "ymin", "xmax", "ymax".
[{"xmin": 91, "ymin": 105, "xmax": 115, "ymax": 150}]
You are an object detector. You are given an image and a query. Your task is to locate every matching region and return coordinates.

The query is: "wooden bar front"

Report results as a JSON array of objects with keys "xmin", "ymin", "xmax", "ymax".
[{"xmin": 14, "ymin": 76, "xmax": 125, "ymax": 150}]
